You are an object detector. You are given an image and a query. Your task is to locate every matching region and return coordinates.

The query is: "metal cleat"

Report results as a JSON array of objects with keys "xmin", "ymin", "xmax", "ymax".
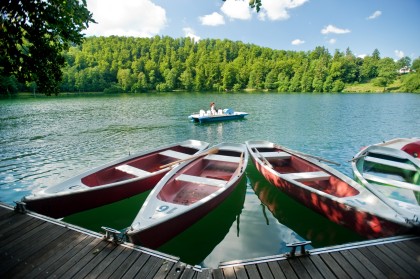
[
  {"xmin": 286, "ymin": 241, "xmax": 312, "ymax": 258},
  {"xmin": 14, "ymin": 201, "xmax": 27, "ymax": 214},
  {"xmin": 102, "ymin": 226, "xmax": 124, "ymax": 244}
]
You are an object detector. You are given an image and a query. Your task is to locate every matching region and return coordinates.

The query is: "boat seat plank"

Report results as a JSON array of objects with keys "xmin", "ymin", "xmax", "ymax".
[
  {"xmin": 363, "ymin": 173, "xmax": 419, "ymax": 191},
  {"xmin": 282, "ymin": 171, "xmax": 330, "ymax": 182},
  {"xmin": 260, "ymin": 151, "xmax": 291, "ymax": 159},
  {"xmin": 115, "ymin": 165, "xmax": 151, "ymax": 178},
  {"xmin": 159, "ymin": 150, "xmax": 190, "ymax": 160},
  {"xmin": 204, "ymin": 154, "xmax": 241, "ymax": 163},
  {"xmin": 176, "ymin": 174, "xmax": 227, "ymax": 187},
  {"xmin": 364, "ymin": 156, "xmax": 417, "ymax": 172}
]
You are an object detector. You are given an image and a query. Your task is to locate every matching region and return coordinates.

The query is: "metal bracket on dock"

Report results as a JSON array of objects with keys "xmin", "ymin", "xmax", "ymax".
[
  {"xmin": 14, "ymin": 201, "xmax": 27, "ymax": 214},
  {"xmin": 286, "ymin": 241, "xmax": 312, "ymax": 258},
  {"xmin": 101, "ymin": 226, "xmax": 124, "ymax": 244}
]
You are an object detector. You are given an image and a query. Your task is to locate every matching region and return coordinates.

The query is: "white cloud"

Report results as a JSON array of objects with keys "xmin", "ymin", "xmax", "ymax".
[
  {"xmin": 221, "ymin": 0, "xmax": 252, "ymax": 20},
  {"xmin": 394, "ymin": 50, "xmax": 405, "ymax": 59},
  {"xmin": 183, "ymin": 27, "xmax": 200, "ymax": 42},
  {"xmin": 367, "ymin": 11, "xmax": 382, "ymax": 20},
  {"xmin": 84, "ymin": 0, "xmax": 166, "ymax": 37},
  {"xmin": 199, "ymin": 12, "xmax": 225, "ymax": 26},
  {"xmin": 357, "ymin": 54, "xmax": 367, "ymax": 58},
  {"xmin": 328, "ymin": 38, "xmax": 336, "ymax": 44},
  {"xmin": 291, "ymin": 39, "xmax": 305, "ymax": 45},
  {"xmin": 321, "ymin": 24, "xmax": 350, "ymax": 34},
  {"xmin": 261, "ymin": 0, "xmax": 309, "ymax": 21}
]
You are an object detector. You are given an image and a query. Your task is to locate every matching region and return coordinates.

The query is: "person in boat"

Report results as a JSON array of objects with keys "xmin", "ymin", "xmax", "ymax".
[{"xmin": 210, "ymin": 102, "xmax": 217, "ymax": 115}]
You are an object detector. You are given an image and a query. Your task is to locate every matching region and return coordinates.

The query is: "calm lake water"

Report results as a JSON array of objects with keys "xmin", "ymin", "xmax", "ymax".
[{"xmin": 1, "ymin": 92, "xmax": 419, "ymax": 267}]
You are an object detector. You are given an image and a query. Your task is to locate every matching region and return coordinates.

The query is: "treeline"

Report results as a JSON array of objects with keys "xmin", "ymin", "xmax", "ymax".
[{"xmin": 4, "ymin": 36, "xmax": 420, "ymax": 94}]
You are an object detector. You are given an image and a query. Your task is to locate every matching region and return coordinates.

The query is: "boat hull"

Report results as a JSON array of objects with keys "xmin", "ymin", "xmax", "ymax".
[
  {"xmin": 351, "ymin": 138, "xmax": 420, "ymax": 227},
  {"xmin": 127, "ymin": 143, "xmax": 248, "ymax": 248},
  {"xmin": 246, "ymin": 140, "xmax": 412, "ymax": 239},
  {"xmin": 189, "ymin": 112, "xmax": 248, "ymax": 123},
  {"xmin": 22, "ymin": 174, "xmax": 165, "ymax": 218},
  {"xmin": 127, "ymin": 177, "xmax": 241, "ymax": 248},
  {"xmin": 22, "ymin": 140, "xmax": 209, "ymax": 218},
  {"xmin": 254, "ymin": 161, "xmax": 407, "ymax": 238}
]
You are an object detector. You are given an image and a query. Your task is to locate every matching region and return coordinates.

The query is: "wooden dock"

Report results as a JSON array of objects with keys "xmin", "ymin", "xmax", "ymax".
[{"xmin": 1, "ymin": 203, "xmax": 419, "ymax": 278}]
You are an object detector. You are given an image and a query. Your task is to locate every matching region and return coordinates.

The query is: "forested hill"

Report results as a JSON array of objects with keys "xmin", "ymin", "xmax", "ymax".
[{"xmin": 60, "ymin": 36, "xmax": 420, "ymax": 93}]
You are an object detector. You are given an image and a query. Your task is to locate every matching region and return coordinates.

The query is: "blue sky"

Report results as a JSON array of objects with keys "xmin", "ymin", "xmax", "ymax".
[{"xmin": 85, "ymin": 0, "xmax": 420, "ymax": 61}]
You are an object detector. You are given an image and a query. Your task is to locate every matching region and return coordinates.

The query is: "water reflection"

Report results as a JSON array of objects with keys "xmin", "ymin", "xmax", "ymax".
[
  {"xmin": 247, "ymin": 165, "xmax": 365, "ymax": 248},
  {"xmin": 158, "ymin": 176, "xmax": 247, "ymax": 267}
]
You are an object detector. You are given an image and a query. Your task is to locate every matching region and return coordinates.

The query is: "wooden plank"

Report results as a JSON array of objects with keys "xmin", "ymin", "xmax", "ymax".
[
  {"xmin": 278, "ymin": 260, "xmax": 299, "ymax": 279},
  {"xmin": 0, "ymin": 218, "xmax": 45, "ymax": 249},
  {"xmin": 83, "ymin": 245, "xmax": 126, "ymax": 279},
  {"xmin": 196, "ymin": 268, "xmax": 213, "ymax": 279},
  {"xmin": 0, "ymin": 210, "xmax": 30, "ymax": 228},
  {"xmin": 120, "ymin": 252, "xmax": 156, "ymax": 279},
  {"xmin": 0, "ymin": 207, "xmax": 14, "ymax": 219},
  {"xmin": 267, "ymin": 261, "xmax": 286, "ymax": 279},
  {"xmin": 378, "ymin": 243, "xmax": 419, "ymax": 278},
  {"xmin": 255, "ymin": 262, "xmax": 275, "ymax": 279},
  {"xmin": 211, "ymin": 268, "xmax": 225, "ymax": 279},
  {"xmin": 366, "ymin": 245, "xmax": 413, "ymax": 279},
  {"xmin": 233, "ymin": 265, "xmax": 249, "ymax": 279},
  {"xmin": 298, "ymin": 256, "xmax": 323, "ymax": 278},
  {"xmin": 309, "ymin": 255, "xmax": 338, "ymax": 279},
  {"xmin": 44, "ymin": 237, "xmax": 102, "ymax": 277},
  {"xmin": 286, "ymin": 258, "xmax": 311, "ymax": 279},
  {"xmin": 72, "ymin": 243, "xmax": 118, "ymax": 278},
  {"xmin": 338, "ymin": 249, "xmax": 377, "ymax": 278},
  {"xmin": 27, "ymin": 232, "xmax": 90, "ymax": 278},
  {"xmin": 222, "ymin": 266, "xmax": 237, "ymax": 279},
  {"xmin": 63, "ymin": 240, "xmax": 113, "ymax": 278},
  {"xmin": 282, "ymin": 171, "xmax": 330, "ymax": 182},
  {"xmin": 163, "ymin": 261, "xmax": 189, "ymax": 279},
  {"xmin": 0, "ymin": 223, "xmax": 67, "ymax": 275},
  {"xmin": 178, "ymin": 265, "xmax": 196, "ymax": 279},
  {"xmin": 0, "ymin": 220, "xmax": 50, "ymax": 262},
  {"xmin": 393, "ymin": 240, "xmax": 420, "ymax": 272},
  {"xmin": 354, "ymin": 246, "xmax": 397, "ymax": 278},
  {"xmin": 319, "ymin": 253, "xmax": 350, "ymax": 279},
  {"xmin": 330, "ymin": 251, "xmax": 364, "ymax": 279},
  {"xmin": 387, "ymin": 242, "xmax": 420, "ymax": 274},
  {"xmin": 107, "ymin": 250, "xmax": 144, "ymax": 278},
  {"xmin": 10, "ymin": 230, "xmax": 87, "ymax": 278},
  {"xmin": 140, "ymin": 256, "xmax": 169, "ymax": 279},
  {"xmin": 244, "ymin": 264, "xmax": 261, "ymax": 279},
  {"xmin": 176, "ymin": 174, "xmax": 227, "ymax": 187},
  {"xmin": 364, "ymin": 156, "xmax": 417, "ymax": 171}
]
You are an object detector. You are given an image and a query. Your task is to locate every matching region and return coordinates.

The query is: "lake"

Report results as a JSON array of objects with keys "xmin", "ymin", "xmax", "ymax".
[{"xmin": 1, "ymin": 92, "xmax": 419, "ymax": 268}]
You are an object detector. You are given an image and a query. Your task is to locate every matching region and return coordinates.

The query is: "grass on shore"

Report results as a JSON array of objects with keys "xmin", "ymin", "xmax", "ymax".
[{"xmin": 343, "ymin": 79, "xmax": 403, "ymax": 93}]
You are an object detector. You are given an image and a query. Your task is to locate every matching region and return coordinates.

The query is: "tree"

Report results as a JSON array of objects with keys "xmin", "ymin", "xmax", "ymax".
[
  {"xmin": 412, "ymin": 57, "xmax": 420, "ymax": 72},
  {"xmin": 396, "ymin": 56, "xmax": 411, "ymax": 69},
  {"xmin": 374, "ymin": 58, "xmax": 397, "ymax": 90},
  {"xmin": 0, "ymin": 0, "xmax": 95, "ymax": 95}
]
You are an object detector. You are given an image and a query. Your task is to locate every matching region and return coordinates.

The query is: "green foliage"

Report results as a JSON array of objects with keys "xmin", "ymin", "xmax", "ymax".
[
  {"xmin": 55, "ymin": 36, "xmax": 418, "ymax": 94},
  {"xmin": 402, "ymin": 73, "xmax": 420, "ymax": 93},
  {"xmin": 412, "ymin": 57, "xmax": 420, "ymax": 72},
  {"xmin": 0, "ymin": 0, "xmax": 95, "ymax": 95}
]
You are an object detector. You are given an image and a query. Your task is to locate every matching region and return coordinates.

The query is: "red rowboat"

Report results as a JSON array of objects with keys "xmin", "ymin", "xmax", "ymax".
[
  {"xmin": 246, "ymin": 140, "xmax": 413, "ymax": 238},
  {"xmin": 22, "ymin": 140, "xmax": 209, "ymax": 218},
  {"xmin": 126, "ymin": 142, "xmax": 248, "ymax": 248}
]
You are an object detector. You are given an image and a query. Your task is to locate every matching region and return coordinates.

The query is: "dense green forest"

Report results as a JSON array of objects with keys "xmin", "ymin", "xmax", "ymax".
[{"xmin": 5, "ymin": 36, "xmax": 420, "ymax": 94}]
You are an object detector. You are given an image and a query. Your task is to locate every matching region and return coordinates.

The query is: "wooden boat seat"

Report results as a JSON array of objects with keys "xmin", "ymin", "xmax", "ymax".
[
  {"xmin": 204, "ymin": 154, "xmax": 241, "ymax": 163},
  {"xmin": 115, "ymin": 165, "xmax": 151, "ymax": 178},
  {"xmin": 364, "ymin": 156, "xmax": 417, "ymax": 172},
  {"xmin": 260, "ymin": 151, "xmax": 291, "ymax": 159},
  {"xmin": 282, "ymin": 171, "xmax": 330, "ymax": 182},
  {"xmin": 176, "ymin": 174, "xmax": 227, "ymax": 187},
  {"xmin": 159, "ymin": 150, "xmax": 190, "ymax": 160},
  {"xmin": 363, "ymin": 173, "xmax": 419, "ymax": 191}
]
